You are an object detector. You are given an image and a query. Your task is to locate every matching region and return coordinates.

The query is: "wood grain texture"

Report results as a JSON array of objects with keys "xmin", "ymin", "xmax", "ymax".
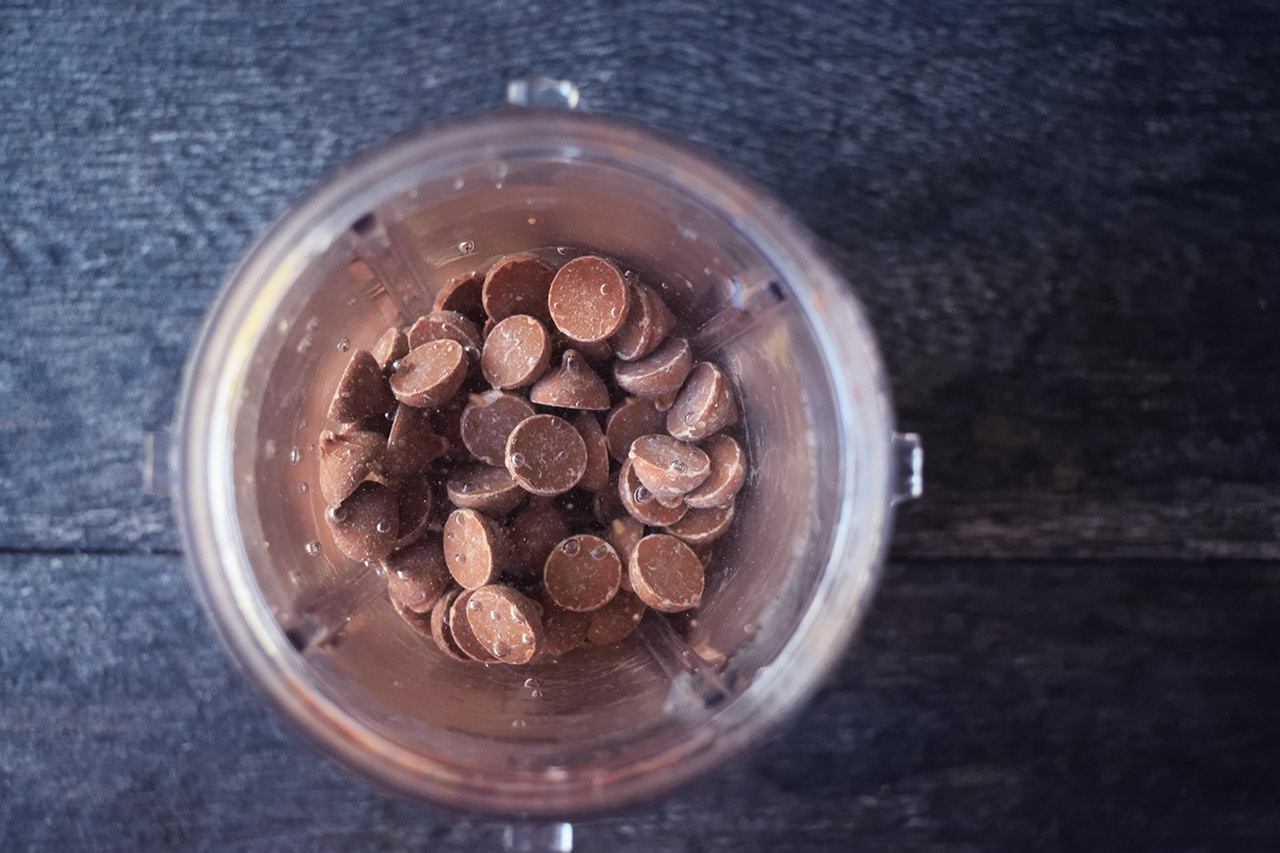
[
  {"xmin": 3, "ymin": 553, "xmax": 1278, "ymax": 851},
  {"xmin": 1, "ymin": 0, "xmax": 1278, "ymax": 557}
]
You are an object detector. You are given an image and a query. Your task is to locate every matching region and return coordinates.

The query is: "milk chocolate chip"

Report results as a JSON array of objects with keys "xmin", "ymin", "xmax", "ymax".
[
  {"xmin": 371, "ymin": 327, "xmax": 409, "ymax": 371},
  {"xmin": 592, "ymin": 472, "xmax": 626, "ymax": 526},
  {"xmin": 384, "ymin": 405, "xmax": 450, "ymax": 479},
  {"xmin": 318, "ymin": 429, "xmax": 385, "ymax": 505},
  {"xmin": 611, "ymin": 285, "xmax": 675, "ymax": 361},
  {"xmin": 604, "ymin": 397, "xmax": 667, "ymax": 463},
  {"xmin": 667, "ymin": 362, "xmax": 738, "ymax": 441},
  {"xmin": 450, "ymin": 589, "xmax": 499, "ymax": 661},
  {"xmin": 460, "ymin": 391, "xmax": 536, "ymax": 467},
  {"xmin": 505, "ymin": 414, "xmax": 587, "ymax": 496},
  {"xmin": 482, "ymin": 254, "xmax": 555, "ymax": 323},
  {"xmin": 392, "ymin": 471, "xmax": 437, "ymax": 549},
  {"xmin": 385, "ymin": 538, "xmax": 450, "ymax": 614},
  {"xmin": 326, "ymin": 480, "xmax": 400, "ymax": 563},
  {"xmin": 508, "ymin": 499, "xmax": 570, "ymax": 577},
  {"xmin": 548, "ymin": 256, "xmax": 630, "ymax": 343},
  {"xmin": 433, "ymin": 274, "xmax": 486, "ymax": 325},
  {"xmin": 529, "ymin": 349, "xmax": 611, "ymax": 411},
  {"xmin": 465, "ymin": 584, "xmax": 544, "ymax": 665},
  {"xmin": 408, "ymin": 310, "xmax": 483, "ymax": 357},
  {"xmin": 570, "ymin": 413, "xmax": 610, "ymax": 493},
  {"xmin": 606, "ymin": 515, "xmax": 645, "ymax": 592},
  {"xmin": 585, "ymin": 590, "xmax": 647, "ymax": 645},
  {"xmin": 428, "ymin": 588, "xmax": 469, "ymax": 660},
  {"xmin": 614, "ymin": 337, "xmax": 692, "ymax": 401},
  {"xmin": 534, "ymin": 585, "xmax": 592, "ymax": 658},
  {"xmin": 684, "ymin": 434, "xmax": 747, "ymax": 509},
  {"xmin": 630, "ymin": 534, "xmax": 704, "ymax": 612},
  {"xmin": 443, "ymin": 508, "xmax": 508, "ymax": 589},
  {"xmin": 446, "ymin": 464, "xmax": 526, "ymax": 516},
  {"xmin": 389, "ymin": 340, "xmax": 469, "ymax": 407},
  {"xmin": 664, "ymin": 502, "xmax": 735, "ymax": 545},
  {"xmin": 481, "ymin": 315, "xmax": 552, "ymax": 389},
  {"xmin": 543, "ymin": 534, "xmax": 622, "ymax": 612},
  {"xmin": 628, "ymin": 434, "xmax": 711, "ymax": 500},
  {"xmin": 392, "ymin": 596, "xmax": 434, "ymax": 638},
  {"xmin": 619, "ymin": 458, "xmax": 687, "ymax": 527},
  {"xmin": 328, "ymin": 350, "xmax": 395, "ymax": 424}
]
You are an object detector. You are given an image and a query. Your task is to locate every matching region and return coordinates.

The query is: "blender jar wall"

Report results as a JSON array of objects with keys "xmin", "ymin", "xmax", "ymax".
[{"xmin": 176, "ymin": 108, "xmax": 898, "ymax": 817}]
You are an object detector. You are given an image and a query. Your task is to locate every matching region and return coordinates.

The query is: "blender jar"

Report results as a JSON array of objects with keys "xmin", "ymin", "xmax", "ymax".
[{"xmin": 153, "ymin": 79, "xmax": 922, "ymax": 830}]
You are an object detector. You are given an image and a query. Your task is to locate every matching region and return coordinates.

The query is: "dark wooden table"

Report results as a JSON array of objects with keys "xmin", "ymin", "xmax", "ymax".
[{"xmin": 3, "ymin": 2, "xmax": 1279, "ymax": 850}]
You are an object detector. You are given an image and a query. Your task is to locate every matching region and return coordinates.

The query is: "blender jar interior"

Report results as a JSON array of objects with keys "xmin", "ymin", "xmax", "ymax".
[{"xmin": 178, "ymin": 110, "xmax": 895, "ymax": 816}]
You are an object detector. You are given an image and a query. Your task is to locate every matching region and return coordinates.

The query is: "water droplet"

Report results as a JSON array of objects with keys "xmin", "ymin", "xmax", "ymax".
[
  {"xmin": 493, "ymin": 643, "xmax": 509, "ymax": 658},
  {"xmin": 494, "ymin": 182, "xmax": 504, "ymax": 189},
  {"xmin": 454, "ymin": 553, "xmax": 465, "ymax": 563},
  {"xmin": 554, "ymin": 450, "xmax": 568, "ymax": 462},
  {"xmin": 609, "ymin": 307, "xmax": 619, "ymax": 318},
  {"xmin": 459, "ymin": 482, "xmax": 474, "ymax": 493},
  {"xmin": 563, "ymin": 501, "xmax": 575, "ymax": 511},
  {"xmin": 390, "ymin": 358, "xmax": 404, "ymax": 372},
  {"xmin": 671, "ymin": 460, "xmax": 687, "ymax": 473},
  {"xmin": 453, "ymin": 176, "xmax": 464, "ymax": 190},
  {"xmin": 305, "ymin": 541, "xmax": 321, "ymax": 556},
  {"xmin": 458, "ymin": 240, "xmax": 475, "ymax": 254},
  {"xmin": 744, "ymin": 623, "xmax": 757, "ymax": 635},
  {"xmin": 561, "ymin": 539, "xmax": 580, "ymax": 555},
  {"xmin": 527, "ymin": 217, "xmax": 537, "ymax": 225},
  {"xmin": 290, "ymin": 447, "xmax": 303, "ymax": 465},
  {"xmin": 635, "ymin": 486, "xmax": 652, "ymax": 504},
  {"xmin": 524, "ymin": 677, "xmax": 540, "ymax": 689},
  {"xmin": 490, "ymin": 609, "xmax": 502, "ymax": 621},
  {"xmin": 511, "ymin": 452, "xmax": 526, "ymax": 467},
  {"xmin": 395, "ymin": 569, "xmax": 410, "ymax": 580},
  {"xmin": 521, "ymin": 632, "xmax": 535, "ymax": 645},
  {"xmin": 328, "ymin": 506, "xmax": 347, "ymax": 522},
  {"xmin": 375, "ymin": 519, "xmax": 391, "ymax": 533},
  {"xmin": 599, "ymin": 283, "xmax": 610, "ymax": 295},
  {"xmin": 590, "ymin": 545, "xmax": 609, "ymax": 559},
  {"xmin": 683, "ymin": 412, "xmax": 696, "ymax": 425},
  {"xmin": 511, "ymin": 718, "xmax": 526, "ymax": 728},
  {"xmin": 336, "ymin": 337, "xmax": 350, "ymax": 351},
  {"xmin": 631, "ymin": 612, "xmax": 642, "ymax": 623},
  {"xmin": 263, "ymin": 439, "xmax": 278, "ymax": 459},
  {"xmin": 556, "ymin": 246, "xmax": 570, "ymax": 255},
  {"xmin": 297, "ymin": 482, "xmax": 309, "ymax": 494},
  {"xmin": 531, "ymin": 688, "xmax": 544, "ymax": 699},
  {"xmin": 468, "ymin": 598, "xmax": 480, "ymax": 610}
]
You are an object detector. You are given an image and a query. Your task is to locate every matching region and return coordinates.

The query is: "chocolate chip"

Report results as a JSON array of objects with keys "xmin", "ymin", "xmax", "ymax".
[
  {"xmin": 392, "ymin": 471, "xmax": 437, "ymax": 549},
  {"xmin": 653, "ymin": 492, "xmax": 685, "ymax": 509},
  {"xmin": 574, "ymin": 337, "xmax": 614, "ymax": 364},
  {"xmin": 533, "ymin": 585, "xmax": 592, "ymax": 658},
  {"xmin": 592, "ymin": 472, "xmax": 626, "ymax": 526},
  {"xmin": 548, "ymin": 256, "xmax": 630, "ymax": 343},
  {"xmin": 449, "ymin": 589, "xmax": 499, "ymax": 661},
  {"xmin": 628, "ymin": 434, "xmax": 711, "ymax": 500},
  {"xmin": 529, "ymin": 349, "xmax": 611, "ymax": 411},
  {"xmin": 465, "ymin": 584, "xmax": 543, "ymax": 665},
  {"xmin": 392, "ymin": 595, "xmax": 434, "ymax": 638},
  {"xmin": 429, "ymin": 395, "xmax": 469, "ymax": 462},
  {"xmin": 443, "ymin": 508, "xmax": 508, "ymax": 589},
  {"xmin": 389, "ymin": 339, "xmax": 468, "ymax": 407},
  {"xmin": 505, "ymin": 414, "xmax": 587, "ymax": 496},
  {"xmin": 618, "ymin": 458, "xmax": 687, "ymax": 527},
  {"xmin": 585, "ymin": 590, "xmax": 647, "ymax": 645},
  {"xmin": 428, "ymin": 588, "xmax": 469, "ymax": 660},
  {"xmin": 606, "ymin": 516, "xmax": 645, "ymax": 592},
  {"xmin": 326, "ymin": 480, "xmax": 400, "ymax": 563},
  {"xmin": 384, "ymin": 405, "xmax": 449, "ymax": 480},
  {"xmin": 614, "ymin": 337, "xmax": 692, "ymax": 401},
  {"xmin": 328, "ymin": 350, "xmax": 395, "ymax": 424},
  {"xmin": 460, "ymin": 391, "xmax": 536, "ymax": 467},
  {"xmin": 612, "ymin": 285, "xmax": 675, "ymax": 361},
  {"xmin": 371, "ymin": 327, "xmax": 409, "ymax": 371},
  {"xmin": 691, "ymin": 542, "xmax": 716, "ymax": 568},
  {"xmin": 385, "ymin": 538, "xmax": 450, "ymax": 614},
  {"xmin": 446, "ymin": 464, "xmax": 526, "ymax": 516},
  {"xmin": 408, "ymin": 310, "xmax": 483, "ymax": 357},
  {"xmin": 482, "ymin": 254, "xmax": 555, "ymax": 323},
  {"xmin": 508, "ymin": 498, "xmax": 570, "ymax": 577},
  {"xmin": 543, "ymin": 534, "xmax": 622, "ymax": 612},
  {"xmin": 433, "ymin": 274, "xmax": 486, "ymax": 325},
  {"xmin": 629, "ymin": 534, "xmax": 704, "ymax": 612},
  {"xmin": 481, "ymin": 315, "xmax": 552, "ymax": 389},
  {"xmin": 667, "ymin": 362, "xmax": 738, "ymax": 441},
  {"xmin": 604, "ymin": 397, "xmax": 667, "ymax": 463},
  {"xmin": 570, "ymin": 413, "xmax": 610, "ymax": 493},
  {"xmin": 685, "ymin": 434, "xmax": 747, "ymax": 509},
  {"xmin": 664, "ymin": 502, "xmax": 735, "ymax": 545},
  {"xmin": 318, "ymin": 429, "xmax": 385, "ymax": 505}
]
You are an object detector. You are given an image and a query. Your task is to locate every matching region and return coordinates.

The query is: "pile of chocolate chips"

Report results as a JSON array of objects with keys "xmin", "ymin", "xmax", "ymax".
[{"xmin": 316, "ymin": 253, "xmax": 746, "ymax": 665}]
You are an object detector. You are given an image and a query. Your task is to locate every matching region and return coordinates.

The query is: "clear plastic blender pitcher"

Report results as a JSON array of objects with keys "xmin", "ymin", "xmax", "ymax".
[{"xmin": 149, "ymin": 79, "xmax": 922, "ymax": 844}]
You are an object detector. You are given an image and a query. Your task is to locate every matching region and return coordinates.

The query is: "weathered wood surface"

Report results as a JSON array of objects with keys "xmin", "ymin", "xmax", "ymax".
[
  {"xmin": 4, "ymin": 554, "xmax": 1278, "ymax": 851},
  {"xmin": 2, "ymin": 0, "xmax": 1279, "ymax": 848}
]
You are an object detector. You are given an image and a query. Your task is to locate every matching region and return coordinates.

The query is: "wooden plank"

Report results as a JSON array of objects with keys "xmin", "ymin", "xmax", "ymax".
[
  {"xmin": 3, "ymin": 553, "xmax": 1277, "ymax": 849},
  {"xmin": 2, "ymin": 0, "xmax": 1278, "ymax": 555}
]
